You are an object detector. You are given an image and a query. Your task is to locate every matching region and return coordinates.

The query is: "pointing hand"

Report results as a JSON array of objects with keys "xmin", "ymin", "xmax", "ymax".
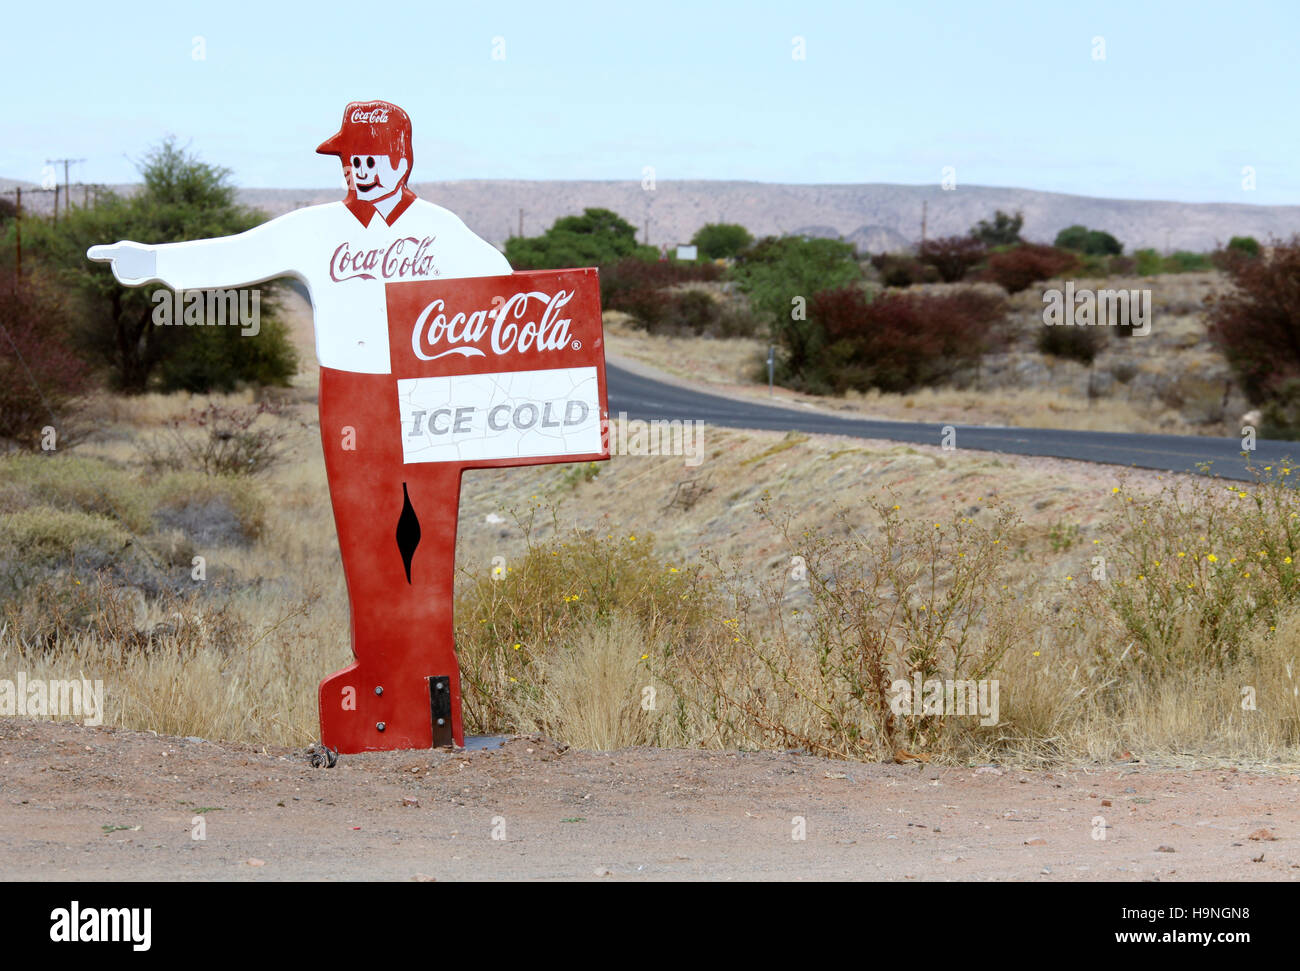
[{"xmin": 86, "ymin": 241, "xmax": 157, "ymax": 286}]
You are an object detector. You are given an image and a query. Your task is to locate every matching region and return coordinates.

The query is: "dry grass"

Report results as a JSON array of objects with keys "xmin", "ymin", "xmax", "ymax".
[{"xmin": 3, "ymin": 384, "xmax": 1299, "ymax": 768}]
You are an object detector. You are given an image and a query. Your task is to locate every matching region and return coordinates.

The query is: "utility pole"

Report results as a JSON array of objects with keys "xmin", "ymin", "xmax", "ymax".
[
  {"xmin": 46, "ymin": 158, "xmax": 85, "ymax": 215},
  {"xmin": 53, "ymin": 184, "xmax": 59, "ymax": 223},
  {"xmin": 921, "ymin": 199, "xmax": 927, "ymax": 247},
  {"xmin": 13, "ymin": 188, "xmax": 21, "ymax": 289}
]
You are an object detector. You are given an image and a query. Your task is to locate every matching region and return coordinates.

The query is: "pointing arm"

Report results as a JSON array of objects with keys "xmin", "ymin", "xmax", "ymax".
[{"xmin": 87, "ymin": 212, "xmax": 302, "ymax": 290}]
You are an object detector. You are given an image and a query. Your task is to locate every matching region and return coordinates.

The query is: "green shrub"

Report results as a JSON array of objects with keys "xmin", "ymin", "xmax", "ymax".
[
  {"xmin": 970, "ymin": 209, "xmax": 1024, "ymax": 247},
  {"xmin": 732, "ymin": 236, "xmax": 862, "ymax": 382},
  {"xmin": 0, "ymin": 454, "xmax": 155, "ymax": 533},
  {"xmin": 1165, "ymin": 250, "xmax": 1213, "ymax": 273},
  {"xmin": 15, "ymin": 138, "xmax": 297, "ymax": 393},
  {"xmin": 732, "ymin": 235, "xmax": 862, "ymax": 329},
  {"xmin": 1097, "ymin": 468, "xmax": 1300, "ymax": 674},
  {"xmin": 506, "ymin": 208, "xmax": 657, "ymax": 269},
  {"xmin": 1259, "ymin": 379, "xmax": 1300, "ymax": 440},
  {"xmin": 690, "ymin": 223, "xmax": 753, "ymax": 260},
  {"xmin": 1228, "ymin": 235, "xmax": 1262, "ymax": 258},
  {"xmin": 1134, "ymin": 248, "xmax": 1163, "ymax": 275},
  {"xmin": 0, "ymin": 507, "xmax": 130, "ymax": 563},
  {"xmin": 1037, "ymin": 323, "xmax": 1104, "ymax": 365},
  {"xmin": 156, "ymin": 310, "xmax": 297, "ymax": 393},
  {"xmin": 1054, "ymin": 224, "xmax": 1123, "ymax": 256}
]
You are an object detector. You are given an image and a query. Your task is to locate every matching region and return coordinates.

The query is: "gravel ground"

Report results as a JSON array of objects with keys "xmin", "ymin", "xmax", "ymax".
[{"xmin": 3, "ymin": 719, "xmax": 1297, "ymax": 881}]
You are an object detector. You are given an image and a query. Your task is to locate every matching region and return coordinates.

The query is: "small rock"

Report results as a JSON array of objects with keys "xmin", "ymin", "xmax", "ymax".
[
  {"xmin": 1024, "ymin": 838, "xmax": 1047, "ymax": 846},
  {"xmin": 411, "ymin": 873, "xmax": 437, "ymax": 882},
  {"xmin": 1155, "ymin": 845, "xmax": 1176, "ymax": 853},
  {"xmin": 1101, "ymin": 799, "xmax": 1112, "ymax": 807},
  {"xmin": 1247, "ymin": 829, "xmax": 1277, "ymax": 841},
  {"xmin": 403, "ymin": 797, "xmax": 420, "ymax": 808},
  {"xmin": 246, "ymin": 858, "xmax": 266, "ymax": 867},
  {"xmin": 593, "ymin": 867, "xmax": 612, "ymax": 877}
]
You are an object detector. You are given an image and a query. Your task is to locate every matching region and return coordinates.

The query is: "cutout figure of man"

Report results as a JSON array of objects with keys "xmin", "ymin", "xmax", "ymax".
[{"xmin": 89, "ymin": 101, "xmax": 511, "ymax": 751}]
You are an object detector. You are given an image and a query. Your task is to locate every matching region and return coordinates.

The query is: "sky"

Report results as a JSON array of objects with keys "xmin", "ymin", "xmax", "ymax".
[{"xmin": 3, "ymin": 0, "xmax": 1298, "ymax": 204}]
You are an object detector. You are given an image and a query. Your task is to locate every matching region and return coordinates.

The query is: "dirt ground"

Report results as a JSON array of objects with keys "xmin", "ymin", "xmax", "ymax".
[{"xmin": 2, "ymin": 719, "xmax": 1297, "ymax": 881}]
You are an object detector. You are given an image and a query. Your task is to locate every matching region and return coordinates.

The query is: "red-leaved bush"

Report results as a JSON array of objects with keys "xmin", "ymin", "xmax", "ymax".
[
  {"xmin": 1206, "ymin": 235, "xmax": 1300, "ymax": 434},
  {"xmin": 0, "ymin": 275, "xmax": 91, "ymax": 445},
  {"xmin": 983, "ymin": 244, "xmax": 1078, "ymax": 294},
  {"xmin": 917, "ymin": 235, "xmax": 987, "ymax": 283},
  {"xmin": 802, "ymin": 286, "xmax": 1007, "ymax": 394},
  {"xmin": 600, "ymin": 258, "xmax": 721, "ymax": 315}
]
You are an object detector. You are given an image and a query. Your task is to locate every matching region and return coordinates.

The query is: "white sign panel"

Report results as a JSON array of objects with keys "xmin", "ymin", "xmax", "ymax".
[{"xmin": 397, "ymin": 366, "xmax": 601, "ymax": 464}]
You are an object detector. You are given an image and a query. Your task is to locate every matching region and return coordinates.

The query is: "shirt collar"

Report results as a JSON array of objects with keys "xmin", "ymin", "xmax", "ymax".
[{"xmin": 344, "ymin": 185, "xmax": 417, "ymax": 228}]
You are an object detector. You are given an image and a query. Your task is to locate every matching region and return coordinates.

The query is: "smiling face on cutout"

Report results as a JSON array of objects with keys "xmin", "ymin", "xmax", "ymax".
[{"xmin": 348, "ymin": 153, "xmax": 409, "ymax": 201}]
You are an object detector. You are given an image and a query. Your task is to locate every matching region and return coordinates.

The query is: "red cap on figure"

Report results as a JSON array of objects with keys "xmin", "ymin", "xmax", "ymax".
[{"xmin": 317, "ymin": 100, "xmax": 413, "ymax": 166}]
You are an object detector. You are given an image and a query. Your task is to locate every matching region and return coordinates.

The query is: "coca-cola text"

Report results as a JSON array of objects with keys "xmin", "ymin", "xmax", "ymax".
[{"xmin": 410, "ymin": 290, "xmax": 576, "ymax": 361}]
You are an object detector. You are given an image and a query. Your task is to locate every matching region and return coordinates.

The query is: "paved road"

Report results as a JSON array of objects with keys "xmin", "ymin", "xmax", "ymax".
[{"xmin": 605, "ymin": 362, "xmax": 1297, "ymax": 483}]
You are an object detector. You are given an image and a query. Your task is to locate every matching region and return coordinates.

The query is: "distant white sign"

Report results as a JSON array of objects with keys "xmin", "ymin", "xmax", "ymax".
[
  {"xmin": 675, "ymin": 245, "xmax": 698, "ymax": 261},
  {"xmin": 397, "ymin": 366, "xmax": 601, "ymax": 464}
]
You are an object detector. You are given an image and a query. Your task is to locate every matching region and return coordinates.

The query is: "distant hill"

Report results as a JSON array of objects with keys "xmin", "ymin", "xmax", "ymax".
[{"xmin": 5, "ymin": 176, "xmax": 1299, "ymax": 254}]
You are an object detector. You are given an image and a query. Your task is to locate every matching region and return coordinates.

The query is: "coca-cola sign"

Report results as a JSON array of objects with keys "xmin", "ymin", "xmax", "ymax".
[
  {"xmin": 351, "ymin": 107, "xmax": 390, "ymax": 124},
  {"xmin": 384, "ymin": 268, "xmax": 608, "ymax": 467},
  {"xmin": 330, "ymin": 235, "xmax": 437, "ymax": 282},
  {"xmin": 410, "ymin": 289, "xmax": 576, "ymax": 361}
]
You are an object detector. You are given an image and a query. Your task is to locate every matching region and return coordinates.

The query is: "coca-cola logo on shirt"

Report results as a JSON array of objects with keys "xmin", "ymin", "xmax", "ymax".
[
  {"xmin": 411, "ymin": 290, "xmax": 576, "ymax": 361},
  {"xmin": 351, "ymin": 107, "xmax": 390, "ymax": 124},
  {"xmin": 331, "ymin": 236, "xmax": 437, "ymax": 282}
]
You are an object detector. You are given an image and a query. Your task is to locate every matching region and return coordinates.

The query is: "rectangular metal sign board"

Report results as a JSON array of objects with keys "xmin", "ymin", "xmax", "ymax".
[{"xmin": 385, "ymin": 267, "xmax": 609, "ymax": 469}]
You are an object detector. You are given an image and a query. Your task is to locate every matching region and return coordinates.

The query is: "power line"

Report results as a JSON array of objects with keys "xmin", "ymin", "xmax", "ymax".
[{"xmin": 44, "ymin": 158, "xmax": 85, "ymax": 221}]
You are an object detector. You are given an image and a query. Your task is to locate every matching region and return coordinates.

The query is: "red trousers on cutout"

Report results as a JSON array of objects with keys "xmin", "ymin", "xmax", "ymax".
[{"xmin": 316, "ymin": 366, "xmax": 465, "ymax": 752}]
